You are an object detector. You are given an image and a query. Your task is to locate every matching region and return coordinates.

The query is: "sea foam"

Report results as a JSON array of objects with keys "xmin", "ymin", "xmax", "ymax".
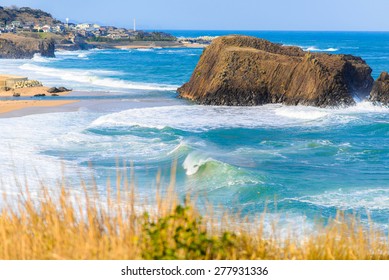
[
  {"xmin": 19, "ymin": 63, "xmax": 178, "ymax": 91},
  {"xmin": 286, "ymin": 188, "xmax": 389, "ymax": 211},
  {"xmin": 303, "ymin": 46, "xmax": 339, "ymax": 52}
]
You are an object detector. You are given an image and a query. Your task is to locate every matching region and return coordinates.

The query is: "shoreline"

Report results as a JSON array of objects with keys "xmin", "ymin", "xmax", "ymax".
[
  {"xmin": 0, "ymin": 100, "xmax": 79, "ymax": 115},
  {"xmin": 0, "ymin": 86, "xmax": 77, "ymax": 116},
  {"xmin": 85, "ymin": 40, "xmax": 209, "ymax": 50},
  {"xmin": 0, "ymin": 86, "xmax": 72, "ymax": 97}
]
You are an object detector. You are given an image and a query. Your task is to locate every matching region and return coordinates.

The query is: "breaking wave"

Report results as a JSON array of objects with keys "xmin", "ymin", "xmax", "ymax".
[
  {"xmin": 302, "ymin": 46, "xmax": 339, "ymax": 52},
  {"xmin": 19, "ymin": 63, "xmax": 178, "ymax": 91}
]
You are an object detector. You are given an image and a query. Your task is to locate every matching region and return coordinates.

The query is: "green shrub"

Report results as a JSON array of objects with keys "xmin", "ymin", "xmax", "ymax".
[{"xmin": 141, "ymin": 205, "xmax": 237, "ymax": 260}]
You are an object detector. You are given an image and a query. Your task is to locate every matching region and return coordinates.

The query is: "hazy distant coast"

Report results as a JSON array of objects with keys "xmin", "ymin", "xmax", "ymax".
[{"xmin": 0, "ymin": 5, "xmax": 213, "ymax": 58}]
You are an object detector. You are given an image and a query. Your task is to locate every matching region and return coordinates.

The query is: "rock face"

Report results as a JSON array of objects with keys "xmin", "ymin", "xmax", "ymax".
[
  {"xmin": 0, "ymin": 34, "xmax": 55, "ymax": 59},
  {"xmin": 370, "ymin": 72, "xmax": 389, "ymax": 105},
  {"xmin": 178, "ymin": 36, "xmax": 374, "ymax": 107}
]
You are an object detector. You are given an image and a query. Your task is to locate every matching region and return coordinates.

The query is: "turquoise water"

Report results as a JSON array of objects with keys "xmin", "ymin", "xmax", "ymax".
[{"xmin": 1, "ymin": 31, "xmax": 389, "ymax": 231}]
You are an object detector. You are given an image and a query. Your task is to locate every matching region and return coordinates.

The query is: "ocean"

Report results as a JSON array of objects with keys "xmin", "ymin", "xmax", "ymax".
[{"xmin": 1, "ymin": 31, "xmax": 389, "ymax": 232}]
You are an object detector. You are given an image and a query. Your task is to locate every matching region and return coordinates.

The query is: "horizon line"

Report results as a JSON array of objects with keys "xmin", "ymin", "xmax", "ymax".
[{"xmin": 145, "ymin": 29, "xmax": 389, "ymax": 33}]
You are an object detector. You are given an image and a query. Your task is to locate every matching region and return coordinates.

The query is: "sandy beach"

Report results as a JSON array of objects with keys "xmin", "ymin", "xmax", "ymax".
[
  {"xmin": 0, "ymin": 86, "xmax": 77, "ymax": 115},
  {"xmin": 0, "ymin": 86, "xmax": 71, "ymax": 97},
  {"xmin": 0, "ymin": 100, "xmax": 79, "ymax": 115}
]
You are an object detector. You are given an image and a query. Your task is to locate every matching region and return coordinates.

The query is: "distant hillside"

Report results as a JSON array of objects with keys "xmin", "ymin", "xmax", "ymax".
[
  {"xmin": 0, "ymin": 33, "xmax": 55, "ymax": 58},
  {"xmin": 0, "ymin": 6, "xmax": 61, "ymax": 25}
]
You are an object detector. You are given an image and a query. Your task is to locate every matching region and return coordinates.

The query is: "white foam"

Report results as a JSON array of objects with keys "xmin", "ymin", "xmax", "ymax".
[
  {"xmin": 135, "ymin": 48, "xmax": 154, "ymax": 52},
  {"xmin": 31, "ymin": 53, "xmax": 58, "ymax": 63},
  {"xmin": 19, "ymin": 63, "xmax": 178, "ymax": 91},
  {"xmin": 286, "ymin": 188, "xmax": 389, "ymax": 211},
  {"xmin": 303, "ymin": 46, "xmax": 339, "ymax": 52},
  {"xmin": 89, "ymin": 105, "xmax": 333, "ymax": 132},
  {"xmin": 0, "ymin": 111, "xmax": 93, "ymax": 191},
  {"xmin": 340, "ymin": 101, "xmax": 389, "ymax": 114},
  {"xmin": 275, "ymin": 107, "xmax": 329, "ymax": 120},
  {"xmin": 182, "ymin": 152, "xmax": 216, "ymax": 175},
  {"xmin": 90, "ymin": 102, "xmax": 389, "ymax": 133},
  {"xmin": 55, "ymin": 50, "xmax": 92, "ymax": 57}
]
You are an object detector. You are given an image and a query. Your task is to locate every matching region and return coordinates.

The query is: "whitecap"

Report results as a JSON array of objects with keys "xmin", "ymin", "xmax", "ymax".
[
  {"xmin": 275, "ymin": 106, "xmax": 329, "ymax": 120},
  {"xmin": 135, "ymin": 48, "xmax": 154, "ymax": 52},
  {"xmin": 182, "ymin": 152, "xmax": 216, "ymax": 175},
  {"xmin": 285, "ymin": 188, "xmax": 389, "ymax": 211},
  {"xmin": 19, "ymin": 63, "xmax": 178, "ymax": 91},
  {"xmin": 31, "ymin": 53, "xmax": 60, "ymax": 63},
  {"xmin": 303, "ymin": 46, "xmax": 339, "ymax": 52}
]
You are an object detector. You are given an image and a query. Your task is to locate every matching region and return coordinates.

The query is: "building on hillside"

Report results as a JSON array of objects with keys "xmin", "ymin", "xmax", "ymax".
[
  {"xmin": 53, "ymin": 24, "xmax": 65, "ymax": 33},
  {"xmin": 98, "ymin": 27, "xmax": 108, "ymax": 36},
  {"xmin": 22, "ymin": 22, "xmax": 34, "ymax": 31},
  {"xmin": 41, "ymin": 25, "xmax": 51, "ymax": 33},
  {"xmin": 33, "ymin": 24, "xmax": 42, "ymax": 31},
  {"xmin": 76, "ymin": 23, "xmax": 92, "ymax": 30},
  {"xmin": 11, "ymin": 21, "xmax": 21, "ymax": 28}
]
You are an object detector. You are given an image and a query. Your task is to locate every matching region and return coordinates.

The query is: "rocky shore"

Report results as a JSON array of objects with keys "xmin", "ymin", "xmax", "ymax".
[
  {"xmin": 370, "ymin": 72, "xmax": 389, "ymax": 105},
  {"xmin": 0, "ymin": 74, "xmax": 75, "ymax": 115},
  {"xmin": 178, "ymin": 36, "xmax": 381, "ymax": 107}
]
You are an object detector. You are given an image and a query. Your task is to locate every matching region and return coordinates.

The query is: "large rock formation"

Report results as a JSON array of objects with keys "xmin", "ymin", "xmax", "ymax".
[
  {"xmin": 178, "ymin": 36, "xmax": 374, "ymax": 107},
  {"xmin": 370, "ymin": 72, "xmax": 389, "ymax": 105},
  {"xmin": 0, "ymin": 34, "xmax": 55, "ymax": 58}
]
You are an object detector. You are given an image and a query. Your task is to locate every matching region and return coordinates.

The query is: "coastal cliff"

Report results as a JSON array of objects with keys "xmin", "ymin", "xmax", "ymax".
[
  {"xmin": 0, "ymin": 33, "xmax": 55, "ymax": 58},
  {"xmin": 370, "ymin": 72, "xmax": 389, "ymax": 105},
  {"xmin": 178, "ymin": 36, "xmax": 374, "ymax": 107}
]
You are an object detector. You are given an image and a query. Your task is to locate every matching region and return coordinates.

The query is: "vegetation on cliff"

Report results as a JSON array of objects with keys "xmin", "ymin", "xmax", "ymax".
[{"xmin": 0, "ymin": 6, "xmax": 60, "ymax": 26}]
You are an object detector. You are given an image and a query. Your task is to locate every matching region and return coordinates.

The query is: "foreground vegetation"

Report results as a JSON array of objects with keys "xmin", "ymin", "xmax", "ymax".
[{"xmin": 0, "ymin": 170, "xmax": 388, "ymax": 260}]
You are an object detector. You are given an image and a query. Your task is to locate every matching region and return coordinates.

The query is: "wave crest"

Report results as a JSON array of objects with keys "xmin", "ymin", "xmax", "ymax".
[
  {"xmin": 19, "ymin": 63, "xmax": 178, "ymax": 91},
  {"xmin": 182, "ymin": 152, "xmax": 217, "ymax": 175}
]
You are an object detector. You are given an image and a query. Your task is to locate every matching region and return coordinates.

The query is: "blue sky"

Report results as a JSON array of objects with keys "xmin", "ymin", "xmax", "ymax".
[{"xmin": 1, "ymin": 0, "xmax": 389, "ymax": 31}]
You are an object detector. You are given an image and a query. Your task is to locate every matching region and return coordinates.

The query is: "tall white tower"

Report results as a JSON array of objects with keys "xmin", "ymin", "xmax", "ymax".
[
  {"xmin": 133, "ymin": 18, "xmax": 136, "ymax": 32},
  {"xmin": 66, "ymin": 18, "xmax": 69, "ymax": 29}
]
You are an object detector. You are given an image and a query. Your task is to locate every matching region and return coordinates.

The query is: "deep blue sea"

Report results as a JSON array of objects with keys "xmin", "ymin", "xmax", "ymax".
[{"xmin": 1, "ymin": 31, "xmax": 389, "ymax": 232}]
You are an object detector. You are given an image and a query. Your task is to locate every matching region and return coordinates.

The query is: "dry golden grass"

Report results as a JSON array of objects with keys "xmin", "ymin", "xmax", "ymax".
[{"xmin": 0, "ymin": 167, "xmax": 388, "ymax": 260}]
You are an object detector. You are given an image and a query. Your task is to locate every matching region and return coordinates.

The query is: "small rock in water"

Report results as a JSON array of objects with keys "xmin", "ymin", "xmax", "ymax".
[
  {"xmin": 33, "ymin": 94, "xmax": 46, "ymax": 97},
  {"xmin": 13, "ymin": 92, "xmax": 21, "ymax": 97},
  {"xmin": 51, "ymin": 94, "xmax": 59, "ymax": 96}
]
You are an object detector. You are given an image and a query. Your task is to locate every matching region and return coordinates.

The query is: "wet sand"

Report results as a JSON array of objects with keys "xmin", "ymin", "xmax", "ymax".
[
  {"xmin": 0, "ymin": 100, "xmax": 79, "ymax": 115},
  {"xmin": 0, "ymin": 85, "xmax": 77, "ymax": 116}
]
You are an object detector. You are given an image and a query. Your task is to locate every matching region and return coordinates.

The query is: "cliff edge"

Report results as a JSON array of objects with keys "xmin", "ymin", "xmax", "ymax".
[
  {"xmin": 0, "ymin": 34, "xmax": 55, "ymax": 59},
  {"xmin": 178, "ymin": 36, "xmax": 374, "ymax": 107},
  {"xmin": 370, "ymin": 72, "xmax": 389, "ymax": 105}
]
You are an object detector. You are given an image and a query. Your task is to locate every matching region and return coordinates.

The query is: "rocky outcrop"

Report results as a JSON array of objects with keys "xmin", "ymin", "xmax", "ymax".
[
  {"xmin": 0, "ymin": 34, "xmax": 55, "ymax": 58},
  {"xmin": 47, "ymin": 87, "xmax": 72, "ymax": 93},
  {"xmin": 370, "ymin": 72, "xmax": 389, "ymax": 105},
  {"xmin": 178, "ymin": 36, "xmax": 374, "ymax": 107}
]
